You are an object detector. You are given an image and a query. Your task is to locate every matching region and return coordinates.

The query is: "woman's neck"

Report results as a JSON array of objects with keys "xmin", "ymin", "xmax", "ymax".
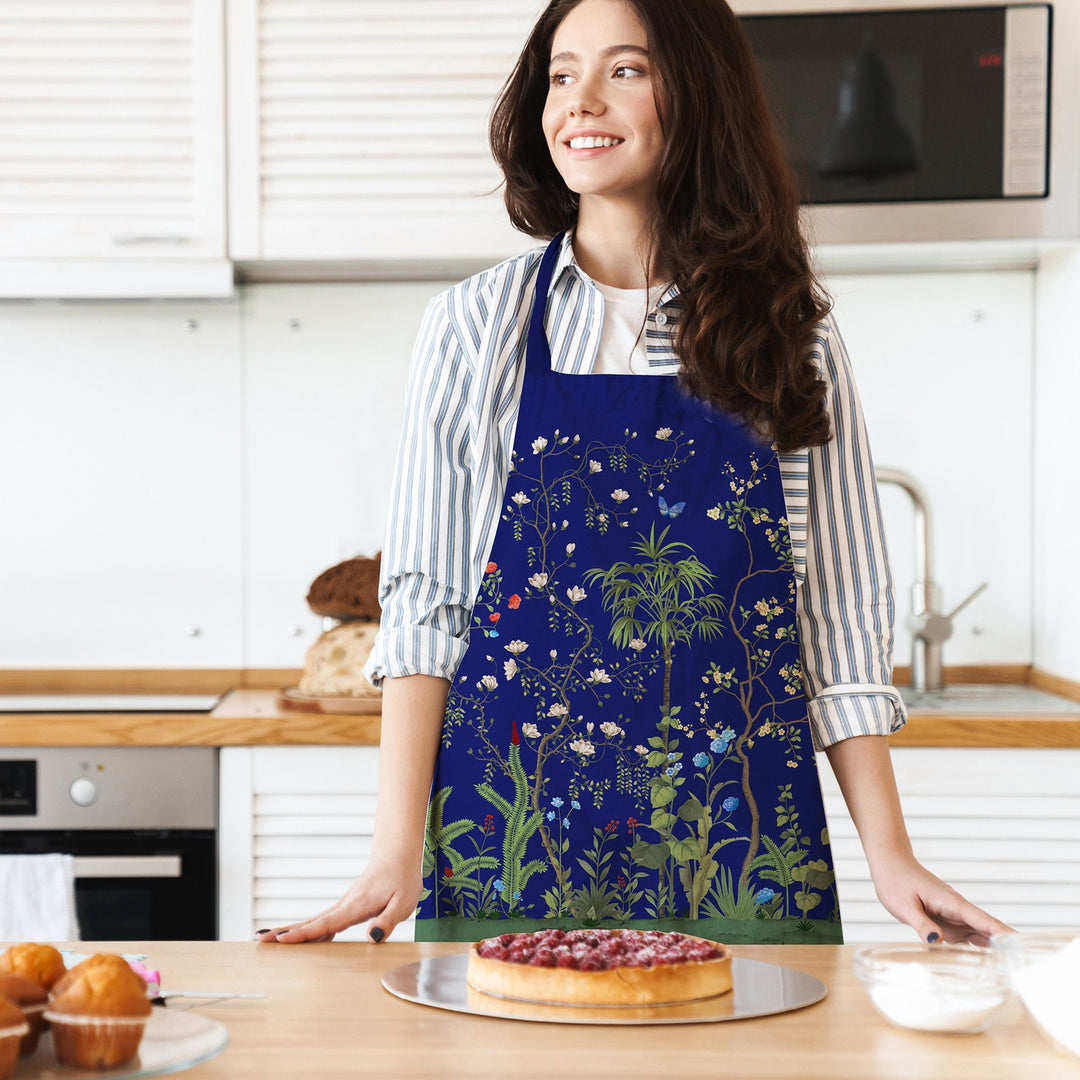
[{"xmin": 572, "ymin": 196, "xmax": 670, "ymax": 290}]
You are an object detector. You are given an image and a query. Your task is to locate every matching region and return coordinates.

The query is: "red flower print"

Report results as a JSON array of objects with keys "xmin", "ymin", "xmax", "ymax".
[
  {"xmin": 617, "ymin": 876, "xmax": 626, "ymax": 888},
  {"xmin": 443, "ymin": 866, "xmax": 453, "ymax": 878},
  {"xmin": 489, "ymin": 612, "xmax": 501, "ymax": 622},
  {"xmin": 626, "ymin": 817, "xmax": 639, "ymax": 833},
  {"xmin": 507, "ymin": 594, "xmax": 521, "ymax": 609},
  {"xmin": 485, "ymin": 562, "xmax": 498, "ymax": 574},
  {"xmin": 511, "ymin": 720, "xmax": 520, "ymax": 746}
]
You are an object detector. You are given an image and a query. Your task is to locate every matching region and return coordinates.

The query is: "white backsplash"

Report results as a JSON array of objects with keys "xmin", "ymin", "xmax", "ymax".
[{"xmin": 0, "ymin": 265, "xmax": 1058, "ymax": 674}]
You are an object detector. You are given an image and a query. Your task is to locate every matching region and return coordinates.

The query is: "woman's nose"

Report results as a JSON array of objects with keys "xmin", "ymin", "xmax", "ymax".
[{"xmin": 568, "ymin": 76, "xmax": 606, "ymax": 117}]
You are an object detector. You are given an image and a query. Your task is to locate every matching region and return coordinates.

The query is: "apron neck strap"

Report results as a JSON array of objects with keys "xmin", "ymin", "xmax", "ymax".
[{"xmin": 525, "ymin": 232, "xmax": 564, "ymax": 377}]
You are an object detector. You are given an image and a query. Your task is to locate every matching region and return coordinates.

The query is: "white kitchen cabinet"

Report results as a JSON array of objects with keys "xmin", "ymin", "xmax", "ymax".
[
  {"xmin": 226, "ymin": 0, "xmax": 538, "ymax": 264},
  {"xmin": 819, "ymin": 748, "xmax": 1080, "ymax": 944},
  {"xmin": 0, "ymin": 0, "xmax": 229, "ymax": 296},
  {"xmin": 218, "ymin": 746, "xmax": 412, "ymax": 941},
  {"xmin": 219, "ymin": 745, "xmax": 1080, "ymax": 944}
]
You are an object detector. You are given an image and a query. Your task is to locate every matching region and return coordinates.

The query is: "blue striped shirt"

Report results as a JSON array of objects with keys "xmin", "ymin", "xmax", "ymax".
[{"xmin": 363, "ymin": 232, "xmax": 907, "ymax": 751}]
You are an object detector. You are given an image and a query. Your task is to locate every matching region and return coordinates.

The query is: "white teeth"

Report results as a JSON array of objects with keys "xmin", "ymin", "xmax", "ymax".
[{"xmin": 569, "ymin": 136, "xmax": 621, "ymax": 149}]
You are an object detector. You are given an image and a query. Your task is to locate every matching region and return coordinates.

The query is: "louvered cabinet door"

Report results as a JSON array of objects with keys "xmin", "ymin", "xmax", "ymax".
[
  {"xmin": 818, "ymin": 747, "xmax": 1080, "ymax": 944},
  {"xmin": 219, "ymin": 746, "xmax": 415, "ymax": 942},
  {"xmin": 0, "ymin": 0, "xmax": 226, "ymax": 261},
  {"xmin": 227, "ymin": 0, "xmax": 542, "ymax": 262}
]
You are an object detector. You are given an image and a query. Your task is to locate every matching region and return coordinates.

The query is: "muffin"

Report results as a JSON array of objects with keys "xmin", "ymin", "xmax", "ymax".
[
  {"xmin": 0, "ymin": 998, "xmax": 29, "ymax": 1079},
  {"xmin": 51, "ymin": 953, "xmax": 148, "ymax": 999},
  {"xmin": 0, "ymin": 974, "xmax": 47, "ymax": 1055},
  {"xmin": 44, "ymin": 964, "xmax": 152, "ymax": 1069},
  {"xmin": 0, "ymin": 942, "xmax": 66, "ymax": 991}
]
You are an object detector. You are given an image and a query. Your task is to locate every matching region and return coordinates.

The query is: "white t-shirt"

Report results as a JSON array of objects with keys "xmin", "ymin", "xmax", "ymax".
[{"xmin": 588, "ymin": 277, "xmax": 670, "ymax": 375}]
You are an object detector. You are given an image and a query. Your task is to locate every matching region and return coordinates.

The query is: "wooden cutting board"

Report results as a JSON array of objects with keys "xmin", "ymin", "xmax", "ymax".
[{"xmin": 276, "ymin": 687, "xmax": 382, "ymax": 714}]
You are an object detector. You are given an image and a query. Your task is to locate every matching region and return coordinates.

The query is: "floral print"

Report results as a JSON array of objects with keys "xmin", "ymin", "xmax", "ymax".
[{"xmin": 418, "ymin": 287, "xmax": 839, "ymax": 941}]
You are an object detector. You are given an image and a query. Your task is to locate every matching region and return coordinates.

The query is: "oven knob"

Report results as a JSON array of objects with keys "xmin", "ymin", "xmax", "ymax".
[{"xmin": 69, "ymin": 777, "xmax": 98, "ymax": 807}]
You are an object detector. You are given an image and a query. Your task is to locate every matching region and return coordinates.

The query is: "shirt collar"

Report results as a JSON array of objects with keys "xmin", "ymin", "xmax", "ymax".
[{"xmin": 551, "ymin": 229, "xmax": 682, "ymax": 309}]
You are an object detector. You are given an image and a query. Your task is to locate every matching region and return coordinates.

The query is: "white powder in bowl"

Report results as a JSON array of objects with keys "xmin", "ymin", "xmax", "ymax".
[
  {"xmin": 866, "ymin": 962, "xmax": 1008, "ymax": 1033},
  {"xmin": 1009, "ymin": 937, "xmax": 1080, "ymax": 1057}
]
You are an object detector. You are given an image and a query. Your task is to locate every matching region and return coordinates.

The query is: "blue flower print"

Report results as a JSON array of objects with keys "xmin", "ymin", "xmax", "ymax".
[
  {"xmin": 693, "ymin": 752, "xmax": 709, "ymax": 767},
  {"xmin": 672, "ymin": 762, "xmax": 683, "ymax": 772},
  {"xmin": 722, "ymin": 796, "xmax": 739, "ymax": 812},
  {"xmin": 754, "ymin": 888, "xmax": 776, "ymax": 905},
  {"xmin": 665, "ymin": 767, "xmax": 674, "ymax": 776},
  {"xmin": 493, "ymin": 878, "xmax": 505, "ymax": 893},
  {"xmin": 547, "ymin": 810, "xmax": 556, "ymax": 821},
  {"xmin": 563, "ymin": 817, "xmax": 570, "ymax": 827},
  {"xmin": 711, "ymin": 727, "xmax": 736, "ymax": 754},
  {"xmin": 571, "ymin": 800, "xmax": 581, "ymax": 811},
  {"xmin": 513, "ymin": 891, "xmax": 521, "ymax": 900},
  {"xmin": 551, "ymin": 797, "xmax": 564, "ymax": 808},
  {"xmin": 667, "ymin": 752, "xmax": 677, "ymax": 760}
]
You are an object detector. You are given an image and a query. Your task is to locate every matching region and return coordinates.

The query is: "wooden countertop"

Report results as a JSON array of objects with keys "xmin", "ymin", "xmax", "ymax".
[
  {"xmin": 6, "ymin": 686, "xmax": 1080, "ymax": 747},
  {"xmin": 32, "ymin": 941, "xmax": 1076, "ymax": 1080},
  {"xmin": 2, "ymin": 687, "xmax": 1080, "ymax": 747}
]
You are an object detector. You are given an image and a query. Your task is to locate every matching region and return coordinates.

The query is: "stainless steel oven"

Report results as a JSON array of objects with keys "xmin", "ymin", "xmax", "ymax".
[{"xmin": 0, "ymin": 747, "xmax": 216, "ymax": 940}]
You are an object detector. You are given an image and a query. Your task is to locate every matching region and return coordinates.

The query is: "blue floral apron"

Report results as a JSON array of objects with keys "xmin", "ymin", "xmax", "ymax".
[{"xmin": 413, "ymin": 235, "xmax": 843, "ymax": 945}]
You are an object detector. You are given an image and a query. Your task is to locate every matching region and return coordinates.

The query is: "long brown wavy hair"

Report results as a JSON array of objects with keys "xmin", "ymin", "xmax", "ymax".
[{"xmin": 490, "ymin": 0, "xmax": 832, "ymax": 452}]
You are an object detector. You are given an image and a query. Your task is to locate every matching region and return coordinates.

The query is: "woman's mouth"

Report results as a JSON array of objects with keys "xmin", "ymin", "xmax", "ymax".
[{"xmin": 567, "ymin": 135, "xmax": 624, "ymax": 150}]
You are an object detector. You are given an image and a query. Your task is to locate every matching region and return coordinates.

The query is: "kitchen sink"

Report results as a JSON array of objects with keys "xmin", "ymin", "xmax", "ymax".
[{"xmin": 898, "ymin": 684, "xmax": 1080, "ymax": 714}]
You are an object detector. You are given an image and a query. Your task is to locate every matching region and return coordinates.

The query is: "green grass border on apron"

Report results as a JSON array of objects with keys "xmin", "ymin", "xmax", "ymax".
[{"xmin": 412, "ymin": 915, "xmax": 843, "ymax": 946}]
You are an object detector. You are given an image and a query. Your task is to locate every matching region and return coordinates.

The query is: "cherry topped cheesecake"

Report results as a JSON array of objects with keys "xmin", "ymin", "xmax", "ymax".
[{"xmin": 466, "ymin": 928, "xmax": 733, "ymax": 1006}]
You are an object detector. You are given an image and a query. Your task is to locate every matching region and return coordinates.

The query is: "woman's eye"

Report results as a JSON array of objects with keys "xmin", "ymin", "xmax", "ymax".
[
  {"xmin": 614, "ymin": 64, "xmax": 645, "ymax": 79},
  {"xmin": 549, "ymin": 72, "xmax": 573, "ymax": 86}
]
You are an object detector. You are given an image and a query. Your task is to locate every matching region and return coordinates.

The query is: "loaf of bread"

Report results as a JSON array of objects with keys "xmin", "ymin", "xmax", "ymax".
[
  {"xmin": 306, "ymin": 554, "xmax": 381, "ymax": 620},
  {"xmin": 298, "ymin": 622, "xmax": 381, "ymax": 697}
]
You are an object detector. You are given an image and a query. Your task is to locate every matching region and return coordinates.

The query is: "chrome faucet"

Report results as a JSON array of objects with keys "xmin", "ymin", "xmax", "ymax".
[{"xmin": 874, "ymin": 467, "xmax": 987, "ymax": 691}]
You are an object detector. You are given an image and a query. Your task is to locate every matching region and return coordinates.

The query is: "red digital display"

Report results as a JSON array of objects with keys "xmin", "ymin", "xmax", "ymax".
[{"xmin": 979, "ymin": 53, "xmax": 1003, "ymax": 67}]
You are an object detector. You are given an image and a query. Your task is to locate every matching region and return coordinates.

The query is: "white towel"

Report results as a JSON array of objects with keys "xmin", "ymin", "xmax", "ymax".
[{"xmin": 0, "ymin": 854, "xmax": 80, "ymax": 941}]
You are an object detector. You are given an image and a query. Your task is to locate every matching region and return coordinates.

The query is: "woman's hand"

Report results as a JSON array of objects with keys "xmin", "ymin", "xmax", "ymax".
[
  {"xmin": 870, "ymin": 851, "xmax": 1014, "ymax": 946},
  {"xmin": 255, "ymin": 855, "xmax": 423, "ymax": 945}
]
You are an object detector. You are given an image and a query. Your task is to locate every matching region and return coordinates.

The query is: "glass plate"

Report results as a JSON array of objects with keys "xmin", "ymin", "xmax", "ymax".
[
  {"xmin": 382, "ymin": 953, "xmax": 827, "ymax": 1025},
  {"xmin": 13, "ymin": 1007, "xmax": 228, "ymax": 1079}
]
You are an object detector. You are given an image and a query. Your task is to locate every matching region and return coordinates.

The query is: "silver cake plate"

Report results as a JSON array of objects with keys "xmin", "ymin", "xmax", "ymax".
[{"xmin": 382, "ymin": 953, "xmax": 827, "ymax": 1025}]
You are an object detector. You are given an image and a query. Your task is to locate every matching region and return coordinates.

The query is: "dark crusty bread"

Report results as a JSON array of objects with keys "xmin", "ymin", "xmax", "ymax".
[{"xmin": 306, "ymin": 553, "xmax": 381, "ymax": 620}]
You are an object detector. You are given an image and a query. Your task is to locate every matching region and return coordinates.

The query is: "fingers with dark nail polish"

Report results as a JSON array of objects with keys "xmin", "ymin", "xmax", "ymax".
[
  {"xmin": 927, "ymin": 932, "xmax": 940, "ymax": 944},
  {"xmin": 370, "ymin": 927, "xmax": 384, "ymax": 943}
]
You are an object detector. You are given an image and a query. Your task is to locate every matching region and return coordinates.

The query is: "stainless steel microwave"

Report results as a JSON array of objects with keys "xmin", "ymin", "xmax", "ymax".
[{"xmin": 731, "ymin": 1, "xmax": 1079, "ymax": 244}]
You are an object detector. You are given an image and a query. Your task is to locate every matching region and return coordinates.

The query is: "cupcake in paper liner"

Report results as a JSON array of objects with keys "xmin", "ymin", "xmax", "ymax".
[
  {"xmin": 0, "ymin": 942, "xmax": 66, "ymax": 992},
  {"xmin": 45, "ymin": 964, "xmax": 152, "ymax": 1069},
  {"xmin": 0, "ymin": 974, "xmax": 47, "ymax": 1055},
  {"xmin": 51, "ymin": 953, "xmax": 148, "ymax": 999},
  {"xmin": 0, "ymin": 998, "xmax": 30, "ymax": 1079}
]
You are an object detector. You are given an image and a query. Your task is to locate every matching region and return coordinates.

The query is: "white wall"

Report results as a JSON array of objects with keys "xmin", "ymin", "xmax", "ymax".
[
  {"xmin": 1032, "ymin": 246, "xmax": 1080, "ymax": 681},
  {"xmin": 826, "ymin": 270, "xmax": 1035, "ymax": 669},
  {"xmin": 0, "ymin": 268, "xmax": 1052, "ymax": 673}
]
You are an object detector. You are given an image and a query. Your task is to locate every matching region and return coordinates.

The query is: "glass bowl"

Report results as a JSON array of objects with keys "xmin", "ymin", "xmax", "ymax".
[
  {"xmin": 990, "ymin": 929, "xmax": 1080, "ymax": 1059},
  {"xmin": 853, "ymin": 943, "xmax": 1010, "ymax": 1034}
]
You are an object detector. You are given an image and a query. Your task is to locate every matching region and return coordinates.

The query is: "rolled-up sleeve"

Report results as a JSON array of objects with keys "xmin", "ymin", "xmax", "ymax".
[
  {"xmin": 363, "ymin": 293, "xmax": 475, "ymax": 687},
  {"xmin": 798, "ymin": 316, "xmax": 908, "ymax": 751}
]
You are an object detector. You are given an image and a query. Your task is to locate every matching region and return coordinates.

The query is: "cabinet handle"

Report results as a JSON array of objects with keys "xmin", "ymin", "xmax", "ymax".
[{"xmin": 111, "ymin": 235, "xmax": 192, "ymax": 246}]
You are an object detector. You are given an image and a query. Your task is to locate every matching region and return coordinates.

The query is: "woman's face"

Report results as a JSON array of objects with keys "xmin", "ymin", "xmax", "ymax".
[{"xmin": 541, "ymin": 0, "xmax": 666, "ymax": 211}]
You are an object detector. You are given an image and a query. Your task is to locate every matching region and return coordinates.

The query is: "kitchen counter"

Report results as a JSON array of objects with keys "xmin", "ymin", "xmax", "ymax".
[
  {"xmin": 41, "ymin": 941, "xmax": 1076, "ymax": 1080},
  {"xmin": 2, "ymin": 686, "xmax": 1080, "ymax": 747}
]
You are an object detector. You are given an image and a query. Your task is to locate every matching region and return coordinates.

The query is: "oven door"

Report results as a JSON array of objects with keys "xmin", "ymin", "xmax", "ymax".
[{"xmin": 0, "ymin": 830, "xmax": 216, "ymax": 940}]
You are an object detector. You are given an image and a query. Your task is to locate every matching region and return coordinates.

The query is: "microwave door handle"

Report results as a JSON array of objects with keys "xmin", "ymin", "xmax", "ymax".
[{"xmin": 72, "ymin": 856, "xmax": 181, "ymax": 879}]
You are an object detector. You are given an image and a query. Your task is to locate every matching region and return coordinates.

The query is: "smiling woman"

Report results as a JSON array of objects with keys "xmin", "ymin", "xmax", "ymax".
[{"xmin": 256, "ymin": 0, "xmax": 1013, "ymax": 953}]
